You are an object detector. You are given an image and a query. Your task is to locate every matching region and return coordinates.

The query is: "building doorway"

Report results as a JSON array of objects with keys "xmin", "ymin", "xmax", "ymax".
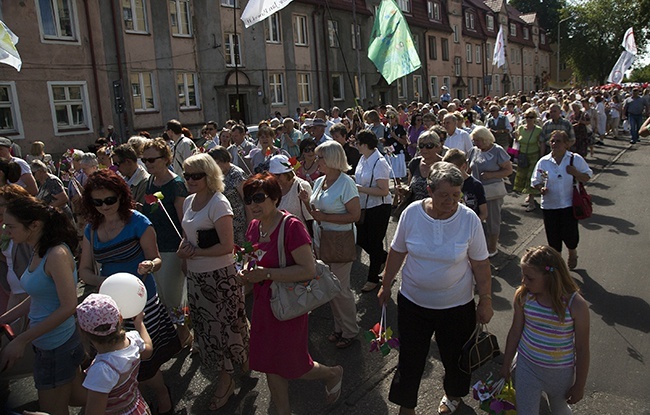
[{"xmin": 229, "ymin": 94, "xmax": 247, "ymax": 124}]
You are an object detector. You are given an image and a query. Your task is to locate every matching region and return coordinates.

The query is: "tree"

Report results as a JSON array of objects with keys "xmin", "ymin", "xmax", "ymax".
[
  {"xmin": 628, "ymin": 65, "xmax": 650, "ymax": 83},
  {"xmin": 509, "ymin": 0, "xmax": 566, "ymax": 41},
  {"xmin": 562, "ymin": 0, "xmax": 648, "ymax": 85}
]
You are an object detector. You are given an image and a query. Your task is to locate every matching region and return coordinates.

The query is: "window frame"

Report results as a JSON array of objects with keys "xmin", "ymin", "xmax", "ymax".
[
  {"xmin": 224, "ymin": 33, "xmax": 243, "ymax": 67},
  {"xmin": 266, "ymin": 13, "xmax": 281, "ymax": 43},
  {"xmin": 443, "ymin": 76, "xmax": 450, "ymax": 90},
  {"xmin": 332, "ymin": 74, "xmax": 344, "ymax": 101},
  {"xmin": 442, "ymin": 38, "xmax": 449, "ymax": 61},
  {"xmin": 465, "ymin": 11, "xmax": 475, "ymax": 30},
  {"xmin": 428, "ymin": 35, "xmax": 437, "ymax": 60},
  {"xmin": 476, "ymin": 44, "xmax": 482, "ymax": 64},
  {"xmin": 397, "ymin": 77, "xmax": 407, "ymax": 99},
  {"xmin": 466, "ymin": 44, "xmax": 472, "ymax": 63},
  {"xmin": 454, "ymin": 56, "xmax": 462, "ymax": 76},
  {"xmin": 220, "ymin": 0, "xmax": 238, "ymax": 7},
  {"xmin": 297, "ymin": 73, "xmax": 312, "ymax": 104},
  {"xmin": 397, "ymin": 0, "xmax": 410, "ymax": 14},
  {"xmin": 35, "ymin": 0, "xmax": 80, "ymax": 43},
  {"xmin": 269, "ymin": 73, "xmax": 285, "ymax": 105},
  {"xmin": 47, "ymin": 81, "xmax": 93, "ymax": 136},
  {"xmin": 486, "ymin": 15, "xmax": 494, "ymax": 32},
  {"xmin": 130, "ymin": 72, "xmax": 157, "ymax": 113},
  {"xmin": 453, "ymin": 25, "xmax": 459, "ymax": 43},
  {"xmin": 123, "ymin": 0, "xmax": 148, "ymax": 33},
  {"xmin": 429, "ymin": 76, "xmax": 438, "ymax": 101},
  {"xmin": 177, "ymin": 72, "xmax": 200, "ymax": 110},
  {"xmin": 328, "ymin": 20, "xmax": 339, "ymax": 48},
  {"xmin": 427, "ymin": 0, "xmax": 441, "ymax": 21},
  {"xmin": 509, "ymin": 22, "xmax": 517, "ymax": 37},
  {"xmin": 467, "ymin": 77, "xmax": 473, "ymax": 95},
  {"xmin": 413, "ymin": 75, "xmax": 423, "ymax": 100},
  {"xmin": 170, "ymin": 0, "xmax": 192, "ymax": 37},
  {"xmin": 351, "ymin": 23, "xmax": 361, "ymax": 50},
  {"xmin": 523, "ymin": 27, "xmax": 529, "ymax": 40},
  {"xmin": 0, "ymin": 82, "xmax": 24, "ymax": 139},
  {"xmin": 293, "ymin": 14, "xmax": 308, "ymax": 46}
]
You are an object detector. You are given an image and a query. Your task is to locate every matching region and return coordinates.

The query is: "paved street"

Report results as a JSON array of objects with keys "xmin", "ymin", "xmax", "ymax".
[{"xmin": 6, "ymin": 137, "xmax": 650, "ymax": 415}]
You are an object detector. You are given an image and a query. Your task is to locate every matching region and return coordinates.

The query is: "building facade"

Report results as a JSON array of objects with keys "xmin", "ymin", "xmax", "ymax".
[{"xmin": 0, "ymin": 0, "xmax": 551, "ymax": 155}]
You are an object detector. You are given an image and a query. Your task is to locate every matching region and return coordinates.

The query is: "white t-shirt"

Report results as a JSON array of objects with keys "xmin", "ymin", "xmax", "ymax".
[
  {"xmin": 278, "ymin": 177, "xmax": 313, "ymax": 224},
  {"xmin": 391, "ymin": 201, "xmax": 488, "ymax": 309},
  {"xmin": 182, "ymin": 192, "xmax": 234, "ymax": 273},
  {"xmin": 310, "ymin": 173, "xmax": 359, "ymax": 246},
  {"xmin": 83, "ymin": 331, "xmax": 145, "ymax": 393},
  {"xmin": 445, "ymin": 129, "xmax": 474, "ymax": 154},
  {"xmin": 9, "ymin": 157, "xmax": 31, "ymax": 189},
  {"xmin": 355, "ymin": 149, "xmax": 393, "ymax": 209},
  {"xmin": 2, "ymin": 240, "xmax": 25, "ymax": 294}
]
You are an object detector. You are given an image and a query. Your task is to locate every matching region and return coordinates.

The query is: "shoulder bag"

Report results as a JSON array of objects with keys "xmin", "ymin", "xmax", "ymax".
[
  {"xmin": 269, "ymin": 214, "xmax": 342, "ymax": 321},
  {"xmin": 459, "ymin": 323, "xmax": 501, "ymax": 374},
  {"xmin": 570, "ymin": 154, "xmax": 592, "ymax": 220},
  {"xmin": 483, "ymin": 180, "xmax": 507, "ymax": 201}
]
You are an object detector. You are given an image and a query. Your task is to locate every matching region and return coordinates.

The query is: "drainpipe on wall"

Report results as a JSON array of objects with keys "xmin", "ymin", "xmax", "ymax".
[
  {"xmin": 312, "ymin": 11, "xmax": 322, "ymax": 109},
  {"xmin": 82, "ymin": 0, "xmax": 104, "ymax": 133},
  {"xmin": 423, "ymin": 30, "xmax": 429, "ymax": 101},
  {"xmin": 321, "ymin": 7, "xmax": 331, "ymax": 107}
]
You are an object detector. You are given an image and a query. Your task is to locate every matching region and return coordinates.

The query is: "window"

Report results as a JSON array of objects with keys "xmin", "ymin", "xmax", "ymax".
[
  {"xmin": 441, "ymin": 38, "xmax": 449, "ymax": 61},
  {"xmin": 465, "ymin": 12, "xmax": 475, "ymax": 30},
  {"xmin": 477, "ymin": 78, "xmax": 482, "ymax": 96},
  {"xmin": 224, "ymin": 33, "xmax": 242, "ymax": 67},
  {"xmin": 429, "ymin": 76, "xmax": 438, "ymax": 100},
  {"xmin": 510, "ymin": 47, "xmax": 515, "ymax": 64},
  {"xmin": 486, "ymin": 15, "xmax": 494, "ymax": 31},
  {"xmin": 443, "ymin": 76, "xmax": 450, "ymax": 90},
  {"xmin": 177, "ymin": 72, "xmax": 199, "ymax": 109},
  {"xmin": 47, "ymin": 82, "xmax": 92, "ymax": 134},
  {"xmin": 130, "ymin": 72, "xmax": 156, "ymax": 112},
  {"xmin": 486, "ymin": 42, "xmax": 492, "ymax": 60},
  {"xmin": 220, "ymin": 0, "xmax": 238, "ymax": 7},
  {"xmin": 466, "ymin": 44, "xmax": 472, "ymax": 63},
  {"xmin": 540, "ymin": 33, "xmax": 546, "ymax": 44},
  {"xmin": 454, "ymin": 57, "xmax": 462, "ymax": 76},
  {"xmin": 453, "ymin": 25, "xmax": 459, "ymax": 43},
  {"xmin": 293, "ymin": 15, "xmax": 308, "ymax": 46},
  {"xmin": 170, "ymin": 0, "xmax": 191, "ymax": 36},
  {"xmin": 36, "ymin": 0, "xmax": 78, "ymax": 41},
  {"xmin": 493, "ymin": 74, "xmax": 500, "ymax": 93},
  {"xmin": 351, "ymin": 24, "xmax": 361, "ymax": 50},
  {"xmin": 428, "ymin": 36, "xmax": 437, "ymax": 60},
  {"xmin": 328, "ymin": 20, "xmax": 339, "ymax": 47},
  {"xmin": 413, "ymin": 75, "xmax": 422, "ymax": 99},
  {"xmin": 266, "ymin": 13, "xmax": 281, "ymax": 43},
  {"xmin": 397, "ymin": 0, "xmax": 410, "ymax": 13},
  {"xmin": 397, "ymin": 77, "xmax": 407, "ymax": 99},
  {"xmin": 467, "ymin": 77, "xmax": 473, "ymax": 95},
  {"xmin": 354, "ymin": 74, "xmax": 366, "ymax": 99},
  {"xmin": 332, "ymin": 74, "xmax": 344, "ymax": 101},
  {"xmin": 298, "ymin": 73, "xmax": 311, "ymax": 103},
  {"xmin": 523, "ymin": 27, "xmax": 529, "ymax": 40},
  {"xmin": 123, "ymin": 0, "xmax": 148, "ymax": 33},
  {"xmin": 269, "ymin": 73, "xmax": 285, "ymax": 105},
  {"xmin": 427, "ymin": 1, "xmax": 440, "ymax": 21},
  {"xmin": 0, "ymin": 83, "xmax": 23, "ymax": 137},
  {"xmin": 509, "ymin": 23, "xmax": 516, "ymax": 37},
  {"xmin": 476, "ymin": 45, "xmax": 481, "ymax": 64}
]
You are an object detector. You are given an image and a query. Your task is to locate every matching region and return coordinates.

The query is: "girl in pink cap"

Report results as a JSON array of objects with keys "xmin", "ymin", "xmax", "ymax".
[{"xmin": 77, "ymin": 293, "xmax": 153, "ymax": 415}]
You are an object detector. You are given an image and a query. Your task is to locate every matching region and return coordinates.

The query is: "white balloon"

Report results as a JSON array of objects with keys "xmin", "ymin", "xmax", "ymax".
[{"xmin": 99, "ymin": 273, "xmax": 147, "ymax": 319}]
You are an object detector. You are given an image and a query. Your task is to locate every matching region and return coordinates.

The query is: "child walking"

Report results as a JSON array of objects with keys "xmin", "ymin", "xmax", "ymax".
[
  {"xmin": 76, "ymin": 294, "xmax": 154, "ymax": 414},
  {"xmin": 500, "ymin": 246, "xmax": 590, "ymax": 415}
]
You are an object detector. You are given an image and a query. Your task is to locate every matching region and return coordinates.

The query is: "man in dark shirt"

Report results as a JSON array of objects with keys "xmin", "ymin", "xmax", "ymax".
[{"xmin": 623, "ymin": 88, "xmax": 649, "ymax": 144}]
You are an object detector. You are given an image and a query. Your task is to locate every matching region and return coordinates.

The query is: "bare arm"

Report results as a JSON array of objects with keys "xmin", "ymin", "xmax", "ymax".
[
  {"xmin": 478, "ymin": 203, "xmax": 488, "ymax": 221},
  {"xmin": 470, "ymin": 257, "xmax": 493, "ymax": 324},
  {"xmin": 241, "ymin": 243, "xmax": 316, "ymax": 284},
  {"xmin": 84, "ymin": 390, "xmax": 109, "ymax": 415},
  {"xmin": 567, "ymin": 294, "xmax": 590, "ymax": 404},
  {"xmin": 132, "ymin": 312, "xmax": 154, "ymax": 360},
  {"xmin": 377, "ymin": 248, "xmax": 408, "ymax": 306},
  {"xmin": 500, "ymin": 294, "xmax": 525, "ymax": 379},
  {"xmin": 79, "ymin": 234, "xmax": 104, "ymax": 286},
  {"xmin": 174, "ymin": 196, "xmax": 186, "ymax": 225},
  {"xmin": 135, "ymin": 226, "xmax": 162, "ymax": 276},
  {"xmin": 21, "ymin": 173, "xmax": 38, "ymax": 196},
  {"xmin": 638, "ymin": 116, "xmax": 650, "ymax": 138}
]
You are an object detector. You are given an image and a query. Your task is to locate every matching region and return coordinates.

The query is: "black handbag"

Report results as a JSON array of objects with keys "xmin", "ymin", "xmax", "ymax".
[
  {"xmin": 197, "ymin": 228, "xmax": 220, "ymax": 249},
  {"xmin": 459, "ymin": 324, "xmax": 501, "ymax": 374}
]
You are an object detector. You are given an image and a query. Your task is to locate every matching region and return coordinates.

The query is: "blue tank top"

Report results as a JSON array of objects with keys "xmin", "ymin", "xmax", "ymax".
[{"xmin": 20, "ymin": 245, "xmax": 78, "ymax": 350}]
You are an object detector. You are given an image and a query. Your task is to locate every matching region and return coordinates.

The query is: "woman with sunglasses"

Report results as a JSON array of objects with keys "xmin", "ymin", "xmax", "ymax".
[
  {"xmin": 295, "ymin": 139, "xmax": 322, "ymax": 186},
  {"xmin": 405, "ymin": 130, "xmax": 445, "ymax": 202},
  {"xmin": 78, "ymin": 170, "xmax": 181, "ymax": 415},
  {"xmin": 140, "ymin": 138, "xmax": 192, "ymax": 347},
  {"xmin": 514, "ymin": 108, "xmax": 543, "ymax": 212},
  {"xmin": 240, "ymin": 172, "xmax": 344, "ymax": 414},
  {"xmin": 177, "ymin": 154, "xmax": 249, "ymax": 411}
]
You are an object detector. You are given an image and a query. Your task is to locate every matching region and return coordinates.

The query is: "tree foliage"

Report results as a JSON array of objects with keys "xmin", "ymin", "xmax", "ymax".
[
  {"xmin": 627, "ymin": 65, "xmax": 650, "ymax": 83},
  {"xmin": 509, "ymin": 0, "xmax": 566, "ymax": 42},
  {"xmin": 562, "ymin": 0, "xmax": 648, "ymax": 85}
]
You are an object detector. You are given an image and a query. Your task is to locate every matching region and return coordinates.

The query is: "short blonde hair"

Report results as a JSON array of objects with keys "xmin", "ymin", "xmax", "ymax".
[
  {"xmin": 417, "ymin": 130, "xmax": 441, "ymax": 147},
  {"xmin": 127, "ymin": 136, "xmax": 148, "ymax": 156},
  {"xmin": 315, "ymin": 140, "xmax": 351, "ymax": 173},
  {"xmin": 143, "ymin": 137, "xmax": 172, "ymax": 166},
  {"xmin": 470, "ymin": 126, "xmax": 495, "ymax": 146},
  {"xmin": 30, "ymin": 141, "xmax": 45, "ymax": 156},
  {"xmin": 523, "ymin": 108, "xmax": 537, "ymax": 119},
  {"xmin": 183, "ymin": 153, "xmax": 224, "ymax": 193}
]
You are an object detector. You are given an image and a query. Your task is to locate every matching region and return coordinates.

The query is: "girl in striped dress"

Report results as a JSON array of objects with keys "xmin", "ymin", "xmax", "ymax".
[{"xmin": 500, "ymin": 245, "xmax": 590, "ymax": 415}]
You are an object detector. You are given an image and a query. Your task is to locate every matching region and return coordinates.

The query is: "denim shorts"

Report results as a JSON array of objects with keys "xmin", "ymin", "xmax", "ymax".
[{"xmin": 33, "ymin": 329, "xmax": 85, "ymax": 390}]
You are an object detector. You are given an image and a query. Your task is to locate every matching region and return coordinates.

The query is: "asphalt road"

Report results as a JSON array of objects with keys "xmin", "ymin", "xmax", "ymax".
[{"xmin": 5, "ymin": 135, "xmax": 650, "ymax": 415}]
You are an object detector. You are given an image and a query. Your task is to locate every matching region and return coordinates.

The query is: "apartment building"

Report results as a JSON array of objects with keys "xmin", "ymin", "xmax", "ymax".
[{"xmin": 0, "ymin": 0, "xmax": 551, "ymax": 155}]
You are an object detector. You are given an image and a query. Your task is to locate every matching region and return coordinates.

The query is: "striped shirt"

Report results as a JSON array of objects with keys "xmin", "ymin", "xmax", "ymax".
[{"xmin": 518, "ymin": 292, "xmax": 577, "ymax": 368}]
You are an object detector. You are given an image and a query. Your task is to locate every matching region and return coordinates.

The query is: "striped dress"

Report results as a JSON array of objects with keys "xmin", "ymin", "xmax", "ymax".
[
  {"xmin": 518, "ymin": 292, "xmax": 577, "ymax": 368},
  {"xmin": 86, "ymin": 211, "xmax": 181, "ymax": 381}
]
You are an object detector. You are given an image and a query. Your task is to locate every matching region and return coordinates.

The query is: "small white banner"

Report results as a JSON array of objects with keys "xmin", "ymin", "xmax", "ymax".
[{"xmin": 241, "ymin": 0, "xmax": 294, "ymax": 28}]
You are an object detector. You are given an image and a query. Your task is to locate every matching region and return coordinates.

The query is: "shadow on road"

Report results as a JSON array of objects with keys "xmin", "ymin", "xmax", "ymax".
[{"xmin": 580, "ymin": 213, "xmax": 638, "ymax": 235}]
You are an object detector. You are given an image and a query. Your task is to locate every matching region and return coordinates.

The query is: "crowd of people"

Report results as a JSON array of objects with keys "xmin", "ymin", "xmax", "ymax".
[{"xmin": 0, "ymin": 84, "xmax": 649, "ymax": 415}]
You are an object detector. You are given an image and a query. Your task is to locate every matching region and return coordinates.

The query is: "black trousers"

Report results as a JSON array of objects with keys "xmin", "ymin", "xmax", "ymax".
[
  {"xmin": 542, "ymin": 207, "xmax": 579, "ymax": 253},
  {"xmin": 389, "ymin": 293, "xmax": 476, "ymax": 409},
  {"xmin": 355, "ymin": 203, "xmax": 392, "ymax": 283}
]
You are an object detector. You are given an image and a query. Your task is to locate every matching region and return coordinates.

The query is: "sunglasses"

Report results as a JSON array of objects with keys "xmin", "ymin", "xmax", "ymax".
[
  {"xmin": 92, "ymin": 196, "xmax": 119, "ymax": 207},
  {"xmin": 142, "ymin": 156, "xmax": 164, "ymax": 164},
  {"xmin": 419, "ymin": 143, "xmax": 438, "ymax": 149},
  {"xmin": 183, "ymin": 172, "xmax": 207, "ymax": 181},
  {"xmin": 303, "ymin": 147, "xmax": 315, "ymax": 153},
  {"xmin": 244, "ymin": 193, "xmax": 268, "ymax": 205}
]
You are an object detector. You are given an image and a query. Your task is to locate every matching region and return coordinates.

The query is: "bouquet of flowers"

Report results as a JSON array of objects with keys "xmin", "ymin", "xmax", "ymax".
[
  {"xmin": 363, "ymin": 304, "xmax": 399, "ymax": 356},
  {"xmin": 472, "ymin": 374, "xmax": 516, "ymax": 415}
]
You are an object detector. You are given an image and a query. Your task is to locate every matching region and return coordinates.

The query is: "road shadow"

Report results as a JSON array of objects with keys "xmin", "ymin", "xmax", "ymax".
[
  {"xmin": 589, "ymin": 194, "xmax": 614, "ymax": 207},
  {"xmin": 580, "ymin": 213, "xmax": 638, "ymax": 235}
]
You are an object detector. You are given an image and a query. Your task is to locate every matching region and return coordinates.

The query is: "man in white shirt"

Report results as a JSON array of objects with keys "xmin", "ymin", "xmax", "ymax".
[
  {"xmin": 166, "ymin": 119, "xmax": 196, "ymax": 174},
  {"xmin": 442, "ymin": 114, "xmax": 473, "ymax": 154},
  {"xmin": 0, "ymin": 137, "xmax": 38, "ymax": 195}
]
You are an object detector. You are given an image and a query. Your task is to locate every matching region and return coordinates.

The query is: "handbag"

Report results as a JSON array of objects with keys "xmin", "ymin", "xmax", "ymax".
[
  {"xmin": 570, "ymin": 154, "xmax": 592, "ymax": 220},
  {"xmin": 318, "ymin": 226, "xmax": 357, "ymax": 263},
  {"xmin": 197, "ymin": 228, "xmax": 220, "ymax": 249},
  {"xmin": 483, "ymin": 180, "xmax": 507, "ymax": 201},
  {"xmin": 269, "ymin": 214, "xmax": 342, "ymax": 321},
  {"xmin": 459, "ymin": 323, "xmax": 501, "ymax": 374}
]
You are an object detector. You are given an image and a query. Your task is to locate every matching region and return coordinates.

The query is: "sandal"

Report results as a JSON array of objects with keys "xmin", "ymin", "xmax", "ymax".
[
  {"xmin": 525, "ymin": 203, "xmax": 536, "ymax": 212},
  {"xmin": 325, "ymin": 366, "xmax": 344, "ymax": 404},
  {"xmin": 209, "ymin": 379, "xmax": 235, "ymax": 411},
  {"xmin": 568, "ymin": 254, "xmax": 578, "ymax": 270},
  {"xmin": 327, "ymin": 331, "xmax": 342, "ymax": 343},
  {"xmin": 438, "ymin": 395, "xmax": 461, "ymax": 414},
  {"xmin": 336, "ymin": 337, "xmax": 355, "ymax": 349}
]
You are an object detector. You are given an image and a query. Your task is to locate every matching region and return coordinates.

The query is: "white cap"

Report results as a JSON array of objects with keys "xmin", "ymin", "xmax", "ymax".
[{"xmin": 268, "ymin": 154, "xmax": 293, "ymax": 174}]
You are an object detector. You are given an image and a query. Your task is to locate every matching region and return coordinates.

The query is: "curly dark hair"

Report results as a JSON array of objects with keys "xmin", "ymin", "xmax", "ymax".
[
  {"xmin": 0, "ymin": 158, "xmax": 22, "ymax": 184},
  {"xmin": 5, "ymin": 197, "xmax": 79, "ymax": 257},
  {"xmin": 82, "ymin": 170, "xmax": 134, "ymax": 229}
]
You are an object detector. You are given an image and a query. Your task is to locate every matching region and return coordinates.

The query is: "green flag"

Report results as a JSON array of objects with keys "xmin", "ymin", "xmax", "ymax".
[{"xmin": 367, "ymin": 0, "xmax": 421, "ymax": 85}]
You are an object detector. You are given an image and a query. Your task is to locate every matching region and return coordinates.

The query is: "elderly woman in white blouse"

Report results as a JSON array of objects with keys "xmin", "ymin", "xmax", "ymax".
[{"xmin": 268, "ymin": 154, "xmax": 313, "ymax": 232}]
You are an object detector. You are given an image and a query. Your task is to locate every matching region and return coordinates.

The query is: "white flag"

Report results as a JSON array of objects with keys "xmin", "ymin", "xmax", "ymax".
[
  {"xmin": 607, "ymin": 50, "xmax": 636, "ymax": 84},
  {"xmin": 241, "ymin": 0, "xmax": 294, "ymax": 28},
  {"xmin": 622, "ymin": 27, "xmax": 637, "ymax": 55},
  {"xmin": 0, "ymin": 20, "xmax": 21, "ymax": 72},
  {"xmin": 492, "ymin": 25, "xmax": 506, "ymax": 68}
]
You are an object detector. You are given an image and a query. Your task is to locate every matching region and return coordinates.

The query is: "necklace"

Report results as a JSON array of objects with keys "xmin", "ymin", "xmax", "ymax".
[{"xmin": 259, "ymin": 211, "xmax": 280, "ymax": 238}]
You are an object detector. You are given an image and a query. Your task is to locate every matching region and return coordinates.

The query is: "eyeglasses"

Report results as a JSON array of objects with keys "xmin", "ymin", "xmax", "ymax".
[
  {"xmin": 92, "ymin": 196, "xmax": 119, "ymax": 207},
  {"xmin": 183, "ymin": 172, "xmax": 207, "ymax": 181},
  {"xmin": 418, "ymin": 143, "xmax": 438, "ymax": 149},
  {"xmin": 303, "ymin": 147, "xmax": 315, "ymax": 153},
  {"xmin": 142, "ymin": 156, "xmax": 164, "ymax": 164},
  {"xmin": 244, "ymin": 193, "xmax": 268, "ymax": 205}
]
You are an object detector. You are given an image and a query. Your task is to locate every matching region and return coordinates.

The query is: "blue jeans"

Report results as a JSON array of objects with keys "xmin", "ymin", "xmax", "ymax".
[{"xmin": 628, "ymin": 114, "xmax": 644, "ymax": 142}]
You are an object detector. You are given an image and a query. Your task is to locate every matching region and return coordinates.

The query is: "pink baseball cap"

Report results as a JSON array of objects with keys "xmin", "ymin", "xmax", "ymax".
[{"xmin": 76, "ymin": 293, "xmax": 121, "ymax": 336}]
